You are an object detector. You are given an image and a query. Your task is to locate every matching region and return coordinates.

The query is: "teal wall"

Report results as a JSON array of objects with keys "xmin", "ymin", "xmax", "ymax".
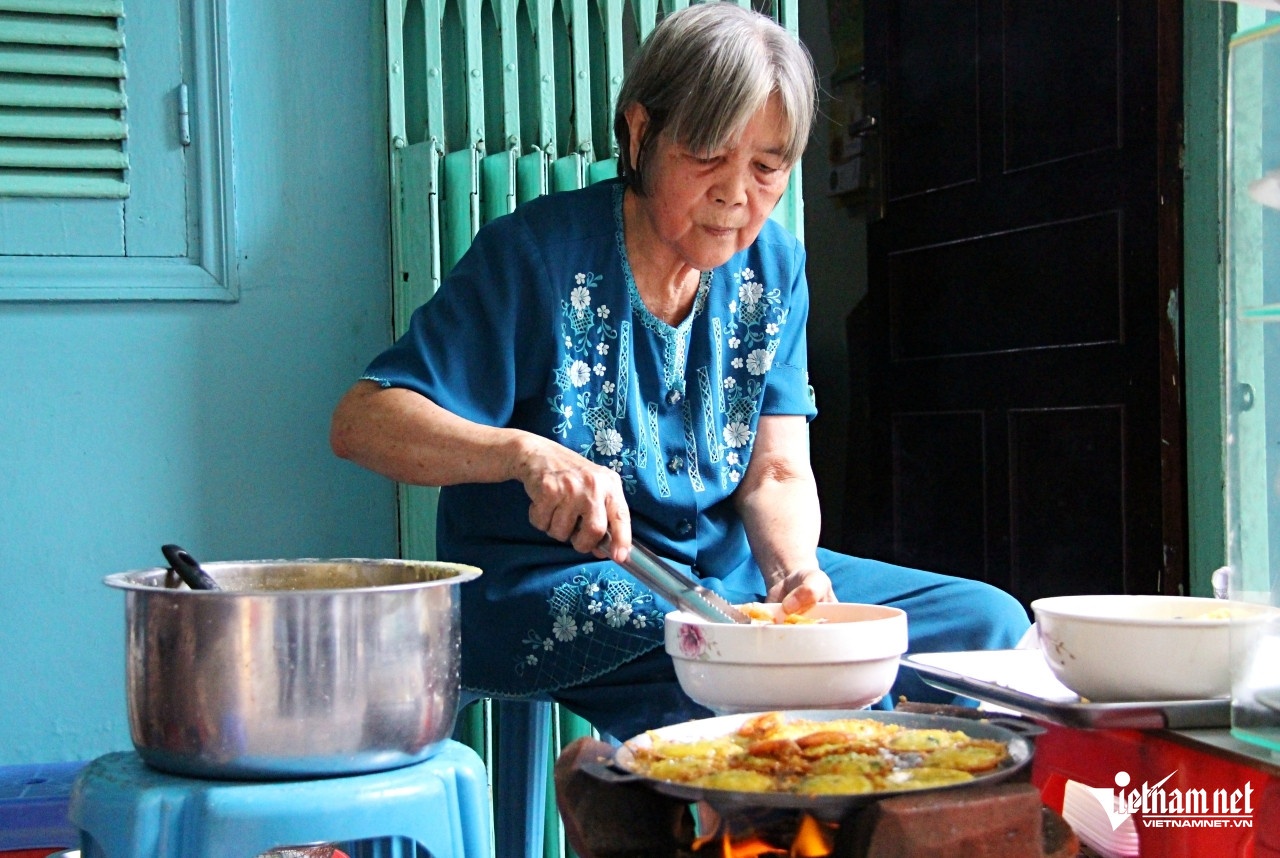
[{"xmin": 0, "ymin": 2, "xmax": 399, "ymax": 764}]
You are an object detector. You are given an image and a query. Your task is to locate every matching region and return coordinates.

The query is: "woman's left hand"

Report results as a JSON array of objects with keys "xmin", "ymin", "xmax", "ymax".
[
  {"xmin": 765, "ymin": 567, "xmax": 837, "ymax": 615},
  {"xmin": 733, "ymin": 414, "xmax": 833, "ymax": 615}
]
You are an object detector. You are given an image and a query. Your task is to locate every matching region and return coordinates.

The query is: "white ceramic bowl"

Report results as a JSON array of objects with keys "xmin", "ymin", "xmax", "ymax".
[
  {"xmin": 1030, "ymin": 594, "xmax": 1280, "ymax": 701},
  {"xmin": 664, "ymin": 603, "xmax": 908, "ymax": 713}
]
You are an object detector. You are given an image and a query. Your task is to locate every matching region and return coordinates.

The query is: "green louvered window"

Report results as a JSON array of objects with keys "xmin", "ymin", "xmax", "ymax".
[
  {"xmin": 0, "ymin": 0, "xmax": 129, "ymax": 198},
  {"xmin": 0, "ymin": 0, "xmax": 236, "ymax": 302}
]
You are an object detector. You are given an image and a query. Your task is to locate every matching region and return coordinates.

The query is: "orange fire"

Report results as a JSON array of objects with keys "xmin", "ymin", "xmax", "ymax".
[
  {"xmin": 790, "ymin": 814, "xmax": 836, "ymax": 858},
  {"xmin": 691, "ymin": 814, "xmax": 836, "ymax": 858}
]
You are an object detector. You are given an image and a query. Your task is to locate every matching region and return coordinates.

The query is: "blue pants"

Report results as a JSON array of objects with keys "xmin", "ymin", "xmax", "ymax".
[{"xmin": 552, "ymin": 549, "xmax": 1031, "ymax": 741}]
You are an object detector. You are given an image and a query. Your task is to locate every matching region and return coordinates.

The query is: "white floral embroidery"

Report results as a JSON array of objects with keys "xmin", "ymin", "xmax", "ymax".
[
  {"xmin": 595, "ymin": 428, "xmax": 624, "ymax": 456},
  {"xmin": 551, "ymin": 269, "xmax": 639, "ymax": 495},
  {"xmin": 719, "ymin": 266, "xmax": 787, "ymax": 453},
  {"xmin": 746, "ymin": 348, "xmax": 773, "ymax": 375},
  {"xmin": 739, "ymin": 281, "xmax": 764, "ymax": 306},
  {"xmin": 729, "ymin": 469, "xmax": 741, "ymax": 483},
  {"xmin": 724, "ymin": 422, "xmax": 751, "ymax": 447},
  {"xmin": 552, "ymin": 612, "xmax": 577, "ymax": 642},
  {"xmin": 606, "ymin": 602, "xmax": 633, "ymax": 627},
  {"xmin": 562, "ymin": 404, "xmax": 574, "ymax": 418},
  {"xmin": 726, "ymin": 451, "xmax": 739, "ymax": 465},
  {"xmin": 609, "ymin": 458, "xmax": 623, "ymax": 471},
  {"xmin": 517, "ymin": 569, "xmax": 664, "ymax": 678}
]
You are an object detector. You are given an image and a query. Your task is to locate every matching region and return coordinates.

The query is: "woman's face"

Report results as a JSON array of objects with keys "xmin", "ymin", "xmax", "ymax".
[{"xmin": 626, "ymin": 94, "xmax": 794, "ymax": 272}]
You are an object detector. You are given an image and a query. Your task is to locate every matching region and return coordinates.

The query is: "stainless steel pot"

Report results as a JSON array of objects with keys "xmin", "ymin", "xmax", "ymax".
[{"xmin": 104, "ymin": 558, "xmax": 481, "ymax": 779}]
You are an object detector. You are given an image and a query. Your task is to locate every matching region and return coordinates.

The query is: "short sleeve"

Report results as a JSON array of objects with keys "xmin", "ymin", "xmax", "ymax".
[{"xmin": 361, "ymin": 213, "xmax": 551, "ymax": 426}]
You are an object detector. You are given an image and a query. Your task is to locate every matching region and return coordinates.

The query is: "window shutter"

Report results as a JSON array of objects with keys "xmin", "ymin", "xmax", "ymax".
[{"xmin": 0, "ymin": 0, "xmax": 128, "ymax": 198}]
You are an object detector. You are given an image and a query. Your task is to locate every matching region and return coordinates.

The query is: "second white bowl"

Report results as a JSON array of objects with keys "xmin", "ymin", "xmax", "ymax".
[{"xmin": 1031, "ymin": 594, "xmax": 1280, "ymax": 701}]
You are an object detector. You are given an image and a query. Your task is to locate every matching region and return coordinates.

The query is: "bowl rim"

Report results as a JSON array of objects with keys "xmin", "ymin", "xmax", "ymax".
[
  {"xmin": 1030, "ymin": 594, "xmax": 1278, "ymax": 626},
  {"xmin": 664, "ymin": 602, "xmax": 907, "ymax": 627}
]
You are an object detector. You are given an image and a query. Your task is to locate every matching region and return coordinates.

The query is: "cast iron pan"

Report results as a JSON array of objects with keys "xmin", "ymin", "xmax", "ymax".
[{"xmin": 584, "ymin": 709, "xmax": 1043, "ymax": 822}]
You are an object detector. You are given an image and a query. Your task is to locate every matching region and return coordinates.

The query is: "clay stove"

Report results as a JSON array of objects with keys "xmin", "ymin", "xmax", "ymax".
[{"xmin": 554, "ymin": 736, "xmax": 1079, "ymax": 858}]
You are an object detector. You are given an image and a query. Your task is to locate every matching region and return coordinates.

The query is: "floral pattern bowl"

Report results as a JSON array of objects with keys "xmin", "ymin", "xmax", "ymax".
[
  {"xmin": 1031, "ymin": 594, "xmax": 1280, "ymax": 701},
  {"xmin": 664, "ymin": 603, "xmax": 908, "ymax": 713}
]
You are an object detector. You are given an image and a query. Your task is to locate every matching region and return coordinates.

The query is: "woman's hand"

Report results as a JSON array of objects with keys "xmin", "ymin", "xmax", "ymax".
[
  {"xmin": 765, "ymin": 567, "xmax": 836, "ymax": 615},
  {"xmin": 513, "ymin": 433, "xmax": 633, "ymax": 562}
]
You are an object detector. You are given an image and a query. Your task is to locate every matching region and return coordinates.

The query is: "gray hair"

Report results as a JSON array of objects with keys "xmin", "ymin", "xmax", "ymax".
[{"xmin": 614, "ymin": 2, "xmax": 817, "ymax": 195}]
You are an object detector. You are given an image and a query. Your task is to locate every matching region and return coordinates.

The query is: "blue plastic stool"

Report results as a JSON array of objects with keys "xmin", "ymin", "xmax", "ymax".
[{"xmin": 68, "ymin": 742, "xmax": 492, "ymax": 858}]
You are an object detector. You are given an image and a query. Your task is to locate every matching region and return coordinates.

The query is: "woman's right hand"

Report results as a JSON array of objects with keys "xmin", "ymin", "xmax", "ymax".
[{"xmin": 512, "ymin": 432, "xmax": 632, "ymax": 563}]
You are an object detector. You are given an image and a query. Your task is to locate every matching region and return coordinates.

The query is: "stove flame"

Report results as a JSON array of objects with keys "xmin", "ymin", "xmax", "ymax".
[
  {"xmin": 691, "ymin": 813, "xmax": 835, "ymax": 858},
  {"xmin": 790, "ymin": 814, "xmax": 836, "ymax": 858}
]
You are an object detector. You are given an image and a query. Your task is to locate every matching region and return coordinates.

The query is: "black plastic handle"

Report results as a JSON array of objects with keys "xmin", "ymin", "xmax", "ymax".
[
  {"xmin": 161, "ymin": 543, "xmax": 220, "ymax": 591},
  {"xmin": 578, "ymin": 757, "xmax": 644, "ymax": 785},
  {"xmin": 985, "ymin": 717, "xmax": 1047, "ymax": 739}
]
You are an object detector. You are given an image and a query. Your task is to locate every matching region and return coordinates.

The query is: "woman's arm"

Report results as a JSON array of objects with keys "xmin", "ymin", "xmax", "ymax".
[
  {"xmin": 732, "ymin": 413, "xmax": 835, "ymax": 613},
  {"xmin": 330, "ymin": 380, "xmax": 632, "ymax": 561}
]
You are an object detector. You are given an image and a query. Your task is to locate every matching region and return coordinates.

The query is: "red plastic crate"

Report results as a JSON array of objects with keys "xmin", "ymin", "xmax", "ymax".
[{"xmin": 1032, "ymin": 723, "xmax": 1280, "ymax": 857}]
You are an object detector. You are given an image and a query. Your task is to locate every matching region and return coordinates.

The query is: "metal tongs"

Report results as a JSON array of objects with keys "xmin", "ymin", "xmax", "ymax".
[{"xmin": 605, "ymin": 535, "xmax": 751, "ymax": 624}]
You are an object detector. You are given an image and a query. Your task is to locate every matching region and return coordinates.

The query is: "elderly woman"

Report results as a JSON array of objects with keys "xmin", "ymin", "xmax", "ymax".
[{"xmin": 331, "ymin": 2, "xmax": 1028, "ymax": 740}]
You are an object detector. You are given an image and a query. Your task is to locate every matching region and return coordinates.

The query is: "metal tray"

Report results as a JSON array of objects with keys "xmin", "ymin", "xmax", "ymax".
[{"xmin": 903, "ymin": 650, "xmax": 1230, "ymax": 730}]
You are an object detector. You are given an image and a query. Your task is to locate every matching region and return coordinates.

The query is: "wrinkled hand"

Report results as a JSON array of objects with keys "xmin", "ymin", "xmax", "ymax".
[
  {"xmin": 766, "ymin": 568, "xmax": 837, "ymax": 615},
  {"xmin": 515, "ymin": 433, "xmax": 632, "ymax": 562}
]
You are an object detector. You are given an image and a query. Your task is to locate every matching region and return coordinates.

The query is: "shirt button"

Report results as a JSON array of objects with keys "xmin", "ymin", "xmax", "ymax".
[
  {"xmin": 676, "ymin": 519, "xmax": 693, "ymax": 536},
  {"xmin": 666, "ymin": 388, "xmax": 682, "ymax": 405},
  {"xmin": 667, "ymin": 455, "xmax": 685, "ymax": 474}
]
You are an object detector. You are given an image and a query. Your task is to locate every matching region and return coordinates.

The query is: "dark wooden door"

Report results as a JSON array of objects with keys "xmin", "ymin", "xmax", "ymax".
[{"xmin": 843, "ymin": 0, "xmax": 1185, "ymax": 605}]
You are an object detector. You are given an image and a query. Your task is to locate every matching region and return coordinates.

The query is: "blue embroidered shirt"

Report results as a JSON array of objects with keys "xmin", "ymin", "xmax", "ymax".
[{"xmin": 362, "ymin": 179, "xmax": 817, "ymax": 697}]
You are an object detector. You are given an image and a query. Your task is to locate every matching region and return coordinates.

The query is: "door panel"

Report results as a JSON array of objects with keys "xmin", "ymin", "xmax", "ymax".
[{"xmin": 847, "ymin": 0, "xmax": 1183, "ymax": 605}]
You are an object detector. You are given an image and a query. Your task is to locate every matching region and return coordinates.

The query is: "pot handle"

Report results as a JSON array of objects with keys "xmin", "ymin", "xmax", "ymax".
[
  {"xmin": 161, "ymin": 544, "xmax": 220, "ymax": 591},
  {"xmin": 579, "ymin": 757, "xmax": 648, "ymax": 786},
  {"xmin": 984, "ymin": 717, "xmax": 1046, "ymax": 739}
]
